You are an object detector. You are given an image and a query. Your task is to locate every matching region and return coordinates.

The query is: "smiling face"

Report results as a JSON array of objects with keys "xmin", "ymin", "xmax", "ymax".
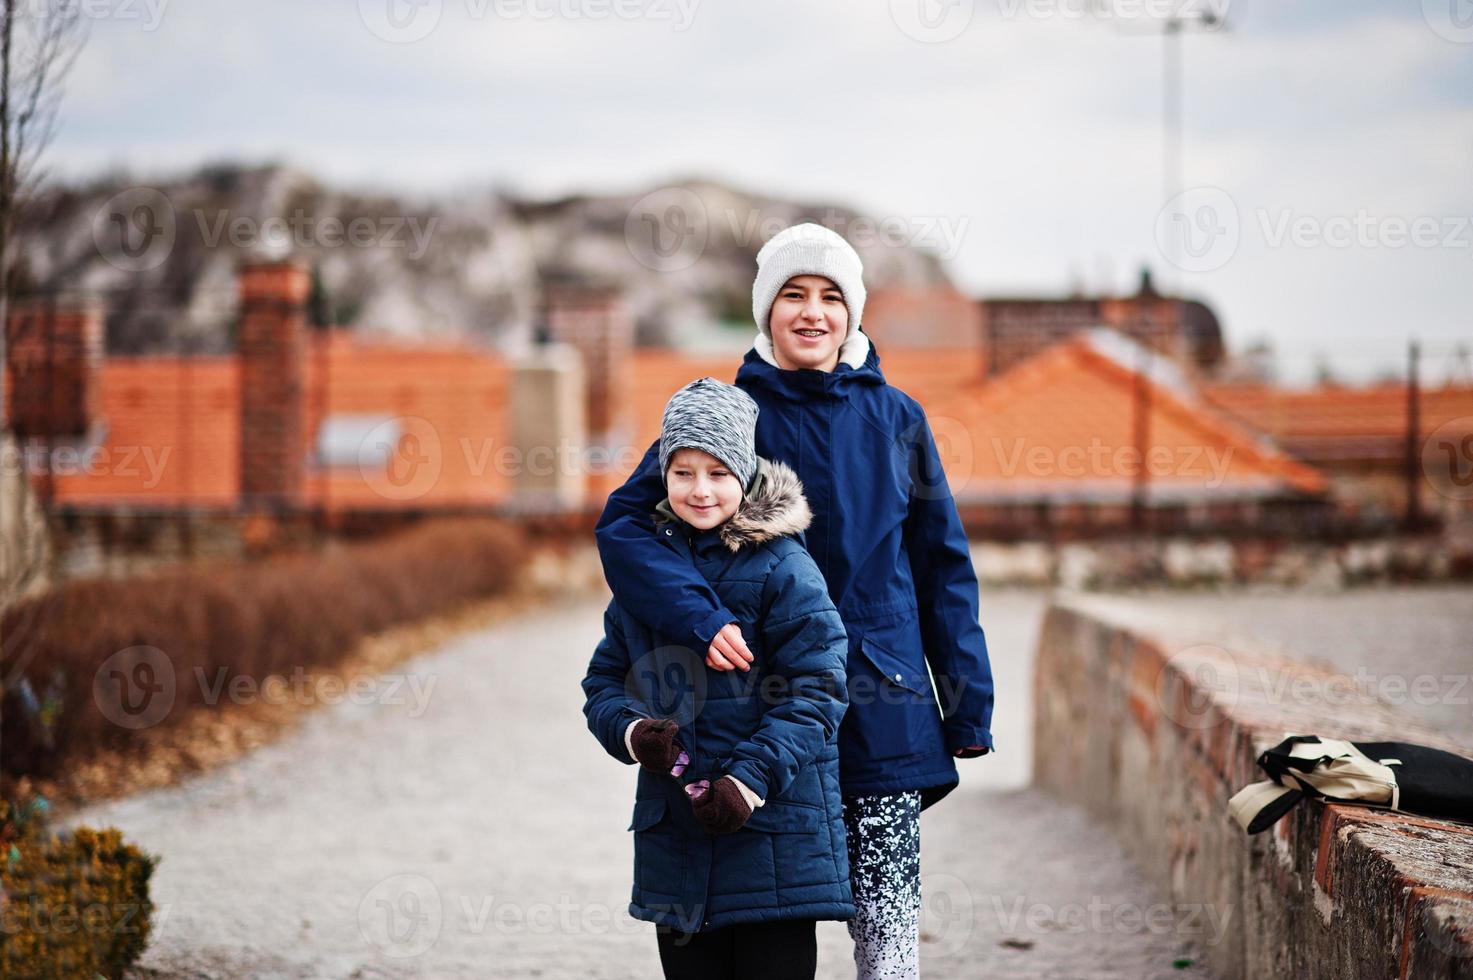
[
  {"xmin": 665, "ymin": 447, "xmax": 743, "ymax": 530},
  {"xmin": 767, "ymin": 274, "xmax": 848, "ymax": 373}
]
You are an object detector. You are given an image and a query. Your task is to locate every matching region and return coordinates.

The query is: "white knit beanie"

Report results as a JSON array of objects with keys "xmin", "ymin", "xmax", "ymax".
[{"xmin": 751, "ymin": 223, "xmax": 866, "ymax": 338}]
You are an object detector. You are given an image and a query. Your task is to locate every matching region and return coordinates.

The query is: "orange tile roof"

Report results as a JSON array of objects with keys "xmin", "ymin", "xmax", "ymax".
[
  {"xmin": 877, "ymin": 346, "xmax": 988, "ymax": 395},
  {"xmin": 12, "ymin": 330, "xmax": 1337, "ymax": 514},
  {"xmin": 8, "ymin": 330, "xmax": 511, "ymax": 511},
  {"xmin": 921, "ymin": 336, "xmax": 1327, "ymax": 503},
  {"xmin": 8, "ymin": 355, "xmax": 241, "ymax": 507},
  {"xmin": 624, "ymin": 339, "xmax": 1314, "ymax": 505},
  {"xmin": 1203, "ymin": 382, "xmax": 1473, "ymax": 461},
  {"xmin": 301, "ymin": 333, "xmax": 511, "ymax": 510}
]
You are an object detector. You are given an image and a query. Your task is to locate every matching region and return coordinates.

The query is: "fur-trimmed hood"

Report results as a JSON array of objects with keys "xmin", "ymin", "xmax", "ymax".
[{"xmin": 655, "ymin": 457, "xmax": 812, "ymax": 552}]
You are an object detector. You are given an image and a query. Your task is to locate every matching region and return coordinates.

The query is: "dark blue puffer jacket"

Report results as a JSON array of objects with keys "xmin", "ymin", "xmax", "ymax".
[
  {"xmin": 595, "ymin": 339, "xmax": 995, "ymax": 809},
  {"xmin": 583, "ymin": 459, "xmax": 853, "ymax": 933}
]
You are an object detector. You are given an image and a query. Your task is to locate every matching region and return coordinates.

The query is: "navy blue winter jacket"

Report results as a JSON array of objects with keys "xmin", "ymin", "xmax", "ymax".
[
  {"xmin": 595, "ymin": 339, "xmax": 995, "ymax": 808},
  {"xmin": 583, "ymin": 458, "xmax": 854, "ymax": 932}
]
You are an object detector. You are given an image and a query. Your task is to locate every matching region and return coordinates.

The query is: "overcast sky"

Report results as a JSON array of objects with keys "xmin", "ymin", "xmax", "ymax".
[{"xmin": 48, "ymin": 0, "xmax": 1473, "ymax": 383}]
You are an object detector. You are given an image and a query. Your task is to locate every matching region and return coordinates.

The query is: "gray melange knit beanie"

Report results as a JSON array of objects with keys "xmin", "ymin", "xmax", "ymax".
[
  {"xmin": 658, "ymin": 378, "xmax": 760, "ymax": 492},
  {"xmin": 751, "ymin": 222, "xmax": 866, "ymax": 338}
]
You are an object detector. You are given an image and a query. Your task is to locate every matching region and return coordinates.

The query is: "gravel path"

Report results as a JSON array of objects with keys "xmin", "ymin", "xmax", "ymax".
[{"xmin": 60, "ymin": 590, "xmax": 1216, "ymax": 978}]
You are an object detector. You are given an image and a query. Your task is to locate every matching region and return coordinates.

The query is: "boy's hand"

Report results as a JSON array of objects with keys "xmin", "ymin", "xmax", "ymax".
[
  {"xmin": 954, "ymin": 745, "xmax": 990, "ymax": 758},
  {"xmin": 707, "ymin": 623, "xmax": 753, "ymax": 672},
  {"xmin": 630, "ymin": 719, "xmax": 687, "ymax": 774},
  {"xmin": 686, "ymin": 777, "xmax": 753, "ymax": 835}
]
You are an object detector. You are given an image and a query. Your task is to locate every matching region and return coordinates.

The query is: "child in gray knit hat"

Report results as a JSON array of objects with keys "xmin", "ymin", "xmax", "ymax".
[
  {"xmin": 657, "ymin": 377, "xmax": 761, "ymax": 497},
  {"xmin": 582, "ymin": 376, "xmax": 854, "ymax": 978}
]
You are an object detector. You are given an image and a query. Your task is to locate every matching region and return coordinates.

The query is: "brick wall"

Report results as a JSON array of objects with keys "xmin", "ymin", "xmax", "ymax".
[
  {"xmin": 4, "ymin": 303, "xmax": 105, "ymax": 438},
  {"xmin": 980, "ymin": 294, "xmax": 1190, "ymax": 378},
  {"xmin": 979, "ymin": 299, "xmax": 1098, "ymax": 377}
]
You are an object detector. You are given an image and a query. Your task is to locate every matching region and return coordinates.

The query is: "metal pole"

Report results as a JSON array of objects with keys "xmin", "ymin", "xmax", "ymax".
[
  {"xmin": 1131, "ymin": 340, "xmax": 1152, "ymax": 531},
  {"xmin": 1163, "ymin": 18, "xmax": 1182, "ymax": 291},
  {"xmin": 180, "ymin": 333, "xmax": 195, "ymax": 559},
  {"xmin": 317, "ymin": 320, "xmax": 331, "ymax": 530},
  {"xmin": 41, "ymin": 291, "xmax": 54, "ymax": 508},
  {"xmin": 1405, "ymin": 339, "xmax": 1421, "ymax": 529}
]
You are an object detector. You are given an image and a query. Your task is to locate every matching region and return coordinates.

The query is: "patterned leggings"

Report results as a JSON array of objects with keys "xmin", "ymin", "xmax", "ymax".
[{"xmin": 841, "ymin": 792, "xmax": 922, "ymax": 980}]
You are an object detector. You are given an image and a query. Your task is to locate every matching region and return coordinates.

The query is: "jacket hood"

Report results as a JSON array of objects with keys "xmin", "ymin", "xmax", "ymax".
[
  {"xmin": 655, "ymin": 457, "xmax": 812, "ymax": 552},
  {"xmin": 735, "ymin": 333, "xmax": 887, "ymax": 403}
]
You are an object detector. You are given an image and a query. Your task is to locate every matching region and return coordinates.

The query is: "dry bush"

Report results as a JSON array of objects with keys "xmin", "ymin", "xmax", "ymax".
[{"xmin": 0, "ymin": 518, "xmax": 526, "ymax": 780}]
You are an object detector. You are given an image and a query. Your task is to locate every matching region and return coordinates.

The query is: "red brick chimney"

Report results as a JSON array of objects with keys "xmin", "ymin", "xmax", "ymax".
[
  {"xmin": 4, "ymin": 302, "xmax": 105, "ymax": 438},
  {"xmin": 237, "ymin": 260, "xmax": 310, "ymax": 509},
  {"xmin": 545, "ymin": 285, "xmax": 633, "ymax": 446}
]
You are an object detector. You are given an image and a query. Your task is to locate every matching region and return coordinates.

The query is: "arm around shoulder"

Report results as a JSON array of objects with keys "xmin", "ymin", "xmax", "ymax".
[{"xmin": 595, "ymin": 437, "xmax": 738, "ymax": 648}]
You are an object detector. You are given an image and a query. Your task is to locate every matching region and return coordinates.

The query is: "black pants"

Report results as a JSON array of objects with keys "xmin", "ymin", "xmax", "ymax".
[{"xmin": 655, "ymin": 917, "xmax": 817, "ymax": 980}]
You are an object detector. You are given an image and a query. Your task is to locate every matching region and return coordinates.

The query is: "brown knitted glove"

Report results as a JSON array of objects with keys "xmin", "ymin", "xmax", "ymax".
[
  {"xmin": 687, "ymin": 776, "xmax": 753, "ymax": 835},
  {"xmin": 629, "ymin": 718, "xmax": 685, "ymax": 774}
]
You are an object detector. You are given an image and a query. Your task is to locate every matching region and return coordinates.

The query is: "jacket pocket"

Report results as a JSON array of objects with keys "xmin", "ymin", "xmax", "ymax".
[
  {"xmin": 630, "ymin": 796, "xmax": 685, "ymax": 903},
  {"xmin": 628, "ymin": 797, "xmax": 667, "ymax": 832},
  {"xmin": 844, "ymin": 619, "xmax": 937, "ymax": 762},
  {"xmin": 857, "ymin": 630, "xmax": 930, "ymax": 696}
]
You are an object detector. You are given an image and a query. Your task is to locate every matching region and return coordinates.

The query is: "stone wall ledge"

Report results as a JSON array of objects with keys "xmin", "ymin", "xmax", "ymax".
[{"xmin": 1033, "ymin": 594, "xmax": 1473, "ymax": 979}]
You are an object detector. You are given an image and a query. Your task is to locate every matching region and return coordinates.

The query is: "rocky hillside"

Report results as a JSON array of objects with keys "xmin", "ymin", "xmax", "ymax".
[{"xmin": 12, "ymin": 164, "xmax": 956, "ymax": 355}]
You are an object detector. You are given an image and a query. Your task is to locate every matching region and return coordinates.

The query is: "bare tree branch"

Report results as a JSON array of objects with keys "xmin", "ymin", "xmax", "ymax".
[
  {"xmin": 0, "ymin": 0, "xmax": 85, "ymax": 433},
  {"xmin": 11, "ymin": 2, "xmax": 83, "ymax": 203}
]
